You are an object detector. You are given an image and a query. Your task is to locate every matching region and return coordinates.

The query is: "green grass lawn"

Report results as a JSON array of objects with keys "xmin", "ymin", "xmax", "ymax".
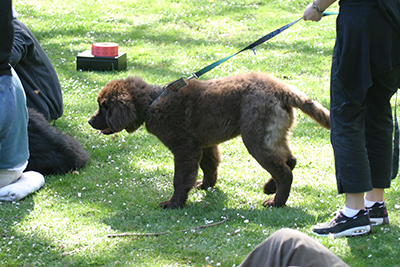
[{"xmin": 2, "ymin": 0, "xmax": 400, "ymax": 266}]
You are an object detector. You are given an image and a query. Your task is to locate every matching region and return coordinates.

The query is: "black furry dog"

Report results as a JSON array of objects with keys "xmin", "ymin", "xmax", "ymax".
[{"xmin": 26, "ymin": 108, "xmax": 89, "ymax": 175}]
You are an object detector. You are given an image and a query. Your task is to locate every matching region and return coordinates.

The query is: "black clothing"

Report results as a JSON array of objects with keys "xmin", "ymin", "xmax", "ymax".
[
  {"xmin": 377, "ymin": 0, "xmax": 400, "ymax": 36},
  {"xmin": 10, "ymin": 19, "xmax": 63, "ymax": 121},
  {"xmin": 334, "ymin": 0, "xmax": 400, "ymax": 99},
  {"xmin": 331, "ymin": 66, "xmax": 400, "ymax": 193},
  {"xmin": 0, "ymin": 0, "xmax": 13, "ymax": 77},
  {"xmin": 331, "ymin": 0, "xmax": 400, "ymax": 193}
]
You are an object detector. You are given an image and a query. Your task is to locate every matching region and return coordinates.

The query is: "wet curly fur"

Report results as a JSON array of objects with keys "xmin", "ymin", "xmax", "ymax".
[
  {"xmin": 89, "ymin": 73, "xmax": 330, "ymax": 209},
  {"xmin": 26, "ymin": 108, "xmax": 89, "ymax": 175}
]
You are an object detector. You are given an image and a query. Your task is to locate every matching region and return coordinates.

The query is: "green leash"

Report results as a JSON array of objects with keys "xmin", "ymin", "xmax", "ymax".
[
  {"xmin": 189, "ymin": 11, "xmax": 338, "ymax": 80},
  {"xmin": 151, "ymin": 12, "xmax": 338, "ymax": 106}
]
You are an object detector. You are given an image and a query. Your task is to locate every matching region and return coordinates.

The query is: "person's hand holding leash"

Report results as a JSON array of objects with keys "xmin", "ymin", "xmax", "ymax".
[{"xmin": 304, "ymin": 0, "xmax": 337, "ymax": 21}]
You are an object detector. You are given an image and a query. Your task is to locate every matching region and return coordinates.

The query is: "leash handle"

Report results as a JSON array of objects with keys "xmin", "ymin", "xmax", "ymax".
[{"xmin": 322, "ymin": 11, "xmax": 339, "ymax": 16}]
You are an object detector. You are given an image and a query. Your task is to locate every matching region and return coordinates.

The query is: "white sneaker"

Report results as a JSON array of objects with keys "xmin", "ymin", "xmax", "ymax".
[{"xmin": 0, "ymin": 171, "xmax": 45, "ymax": 201}]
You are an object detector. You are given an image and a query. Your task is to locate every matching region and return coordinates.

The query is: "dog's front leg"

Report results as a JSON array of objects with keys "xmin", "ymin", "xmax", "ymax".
[{"xmin": 158, "ymin": 146, "xmax": 202, "ymax": 209}]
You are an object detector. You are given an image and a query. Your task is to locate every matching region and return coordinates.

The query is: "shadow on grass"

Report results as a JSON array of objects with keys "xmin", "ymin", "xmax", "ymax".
[{"xmin": 0, "ymin": 199, "xmax": 65, "ymax": 266}]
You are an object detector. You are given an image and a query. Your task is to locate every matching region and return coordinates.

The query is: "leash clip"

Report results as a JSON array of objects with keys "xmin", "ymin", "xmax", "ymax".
[{"xmin": 187, "ymin": 73, "xmax": 199, "ymax": 80}]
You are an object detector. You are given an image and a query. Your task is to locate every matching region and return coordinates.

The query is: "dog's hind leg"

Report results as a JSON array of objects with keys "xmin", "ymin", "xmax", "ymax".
[
  {"xmin": 263, "ymin": 178, "xmax": 277, "ymax": 195},
  {"xmin": 242, "ymin": 129, "xmax": 295, "ymax": 207},
  {"xmin": 197, "ymin": 145, "xmax": 221, "ymax": 190},
  {"xmin": 158, "ymin": 145, "xmax": 202, "ymax": 209},
  {"xmin": 263, "ymin": 155, "xmax": 296, "ymax": 195}
]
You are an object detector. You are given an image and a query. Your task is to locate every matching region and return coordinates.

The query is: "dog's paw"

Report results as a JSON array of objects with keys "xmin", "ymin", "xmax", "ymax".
[
  {"xmin": 263, "ymin": 179, "xmax": 277, "ymax": 194},
  {"xmin": 158, "ymin": 200, "xmax": 183, "ymax": 209},
  {"xmin": 196, "ymin": 180, "xmax": 207, "ymax": 190},
  {"xmin": 262, "ymin": 198, "xmax": 285, "ymax": 208}
]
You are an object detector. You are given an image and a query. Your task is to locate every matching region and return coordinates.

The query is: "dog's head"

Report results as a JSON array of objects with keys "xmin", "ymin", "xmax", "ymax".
[{"xmin": 88, "ymin": 78, "xmax": 146, "ymax": 135}]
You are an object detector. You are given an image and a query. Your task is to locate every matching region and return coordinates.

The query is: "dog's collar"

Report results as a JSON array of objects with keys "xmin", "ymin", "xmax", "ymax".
[{"xmin": 150, "ymin": 78, "xmax": 188, "ymax": 106}]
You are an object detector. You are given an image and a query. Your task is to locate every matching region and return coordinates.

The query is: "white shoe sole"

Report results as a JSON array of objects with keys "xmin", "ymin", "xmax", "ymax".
[
  {"xmin": 313, "ymin": 225, "xmax": 372, "ymax": 238},
  {"xmin": 370, "ymin": 217, "xmax": 389, "ymax": 226}
]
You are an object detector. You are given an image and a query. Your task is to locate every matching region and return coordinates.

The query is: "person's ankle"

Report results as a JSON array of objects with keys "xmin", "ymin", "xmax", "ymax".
[{"xmin": 342, "ymin": 206, "xmax": 362, "ymax": 218}]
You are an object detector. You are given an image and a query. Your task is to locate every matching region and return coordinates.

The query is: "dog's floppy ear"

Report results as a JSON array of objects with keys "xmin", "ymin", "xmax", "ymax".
[{"xmin": 106, "ymin": 100, "xmax": 138, "ymax": 133}]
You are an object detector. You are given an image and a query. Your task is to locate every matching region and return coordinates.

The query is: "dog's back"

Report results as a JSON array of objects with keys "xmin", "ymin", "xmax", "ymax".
[{"xmin": 177, "ymin": 73, "xmax": 330, "ymax": 135}]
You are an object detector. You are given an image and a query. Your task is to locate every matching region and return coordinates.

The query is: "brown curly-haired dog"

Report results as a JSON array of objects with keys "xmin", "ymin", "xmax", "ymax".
[{"xmin": 89, "ymin": 73, "xmax": 330, "ymax": 209}]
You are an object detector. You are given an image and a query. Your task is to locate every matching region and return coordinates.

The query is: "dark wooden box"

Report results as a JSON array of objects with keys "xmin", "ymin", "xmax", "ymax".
[{"xmin": 76, "ymin": 50, "xmax": 127, "ymax": 71}]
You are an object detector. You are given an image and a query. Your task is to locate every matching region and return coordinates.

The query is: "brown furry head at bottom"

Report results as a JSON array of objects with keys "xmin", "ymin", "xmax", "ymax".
[{"xmin": 89, "ymin": 72, "xmax": 330, "ymax": 209}]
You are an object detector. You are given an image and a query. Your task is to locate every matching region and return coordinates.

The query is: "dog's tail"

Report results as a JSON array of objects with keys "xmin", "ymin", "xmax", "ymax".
[{"xmin": 285, "ymin": 86, "xmax": 330, "ymax": 130}]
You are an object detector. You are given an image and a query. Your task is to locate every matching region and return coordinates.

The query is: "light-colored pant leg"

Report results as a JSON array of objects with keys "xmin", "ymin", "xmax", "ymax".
[
  {"xmin": 0, "ymin": 168, "xmax": 22, "ymax": 188},
  {"xmin": 0, "ymin": 160, "xmax": 27, "ymax": 188},
  {"xmin": 0, "ymin": 68, "xmax": 29, "ymax": 170},
  {"xmin": 239, "ymin": 228, "xmax": 349, "ymax": 267}
]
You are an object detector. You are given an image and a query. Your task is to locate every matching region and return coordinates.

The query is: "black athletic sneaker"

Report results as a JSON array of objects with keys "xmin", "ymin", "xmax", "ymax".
[
  {"xmin": 313, "ymin": 210, "xmax": 372, "ymax": 238},
  {"xmin": 367, "ymin": 202, "xmax": 389, "ymax": 226}
]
